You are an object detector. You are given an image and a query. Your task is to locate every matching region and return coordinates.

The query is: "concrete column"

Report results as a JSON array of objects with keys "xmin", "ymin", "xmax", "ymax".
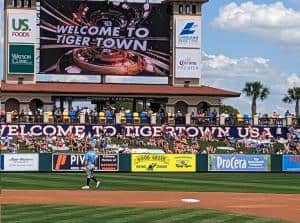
[
  {"xmin": 220, "ymin": 114, "xmax": 225, "ymax": 125},
  {"xmin": 185, "ymin": 113, "xmax": 191, "ymax": 125},
  {"xmin": 286, "ymin": 115, "xmax": 293, "ymax": 126},
  {"xmin": 6, "ymin": 112, "xmax": 12, "ymax": 123},
  {"xmin": 188, "ymin": 106, "xmax": 197, "ymax": 114},
  {"xmin": 253, "ymin": 114, "xmax": 259, "ymax": 126},
  {"xmin": 151, "ymin": 114, "xmax": 157, "ymax": 125},
  {"xmin": 115, "ymin": 113, "xmax": 121, "ymax": 124},
  {"xmin": 0, "ymin": 102, "xmax": 5, "ymax": 111},
  {"xmin": 166, "ymin": 105, "xmax": 175, "ymax": 114},
  {"xmin": 19, "ymin": 103, "xmax": 30, "ymax": 113},
  {"xmin": 44, "ymin": 112, "xmax": 49, "ymax": 123},
  {"xmin": 44, "ymin": 104, "xmax": 53, "ymax": 112},
  {"xmin": 79, "ymin": 113, "xmax": 85, "ymax": 124}
]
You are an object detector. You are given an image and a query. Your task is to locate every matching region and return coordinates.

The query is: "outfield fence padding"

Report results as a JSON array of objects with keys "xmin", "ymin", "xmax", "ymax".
[{"xmin": 0, "ymin": 153, "xmax": 299, "ymax": 172}]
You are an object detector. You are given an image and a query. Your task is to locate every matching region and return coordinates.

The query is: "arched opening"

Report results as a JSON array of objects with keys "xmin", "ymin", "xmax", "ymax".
[
  {"xmin": 175, "ymin": 101, "xmax": 188, "ymax": 115},
  {"xmin": 179, "ymin": 4, "xmax": 183, "ymax": 14},
  {"xmin": 185, "ymin": 4, "xmax": 191, "ymax": 14},
  {"xmin": 29, "ymin": 99, "xmax": 44, "ymax": 114},
  {"xmin": 174, "ymin": 101, "xmax": 188, "ymax": 124},
  {"xmin": 197, "ymin": 101, "xmax": 210, "ymax": 114},
  {"xmin": 5, "ymin": 98, "xmax": 20, "ymax": 113},
  {"xmin": 192, "ymin": 5, "xmax": 197, "ymax": 14}
]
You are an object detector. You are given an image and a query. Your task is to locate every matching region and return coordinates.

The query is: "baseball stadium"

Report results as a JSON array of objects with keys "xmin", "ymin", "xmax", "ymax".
[{"xmin": 1, "ymin": 0, "xmax": 300, "ymax": 222}]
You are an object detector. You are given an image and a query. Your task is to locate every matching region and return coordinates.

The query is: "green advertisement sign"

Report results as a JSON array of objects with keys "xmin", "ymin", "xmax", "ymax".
[{"xmin": 9, "ymin": 44, "xmax": 34, "ymax": 74}]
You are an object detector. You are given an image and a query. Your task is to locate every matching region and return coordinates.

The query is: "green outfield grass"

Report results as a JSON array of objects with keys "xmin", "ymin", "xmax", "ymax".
[
  {"xmin": 1, "ymin": 173, "xmax": 300, "ymax": 193},
  {"xmin": 1, "ymin": 205, "xmax": 287, "ymax": 223}
]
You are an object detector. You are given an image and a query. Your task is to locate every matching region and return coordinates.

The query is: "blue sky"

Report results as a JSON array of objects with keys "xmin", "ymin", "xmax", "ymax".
[{"xmin": 1, "ymin": 0, "xmax": 300, "ymax": 115}]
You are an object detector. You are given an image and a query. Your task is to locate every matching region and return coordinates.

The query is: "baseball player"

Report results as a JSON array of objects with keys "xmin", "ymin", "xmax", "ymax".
[{"xmin": 81, "ymin": 143, "xmax": 101, "ymax": 189}]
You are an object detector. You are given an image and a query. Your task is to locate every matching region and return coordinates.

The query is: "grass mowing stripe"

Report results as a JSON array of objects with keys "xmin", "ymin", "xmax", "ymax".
[
  {"xmin": 195, "ymin": 213, "xmax": 248, "ymax": 223},
  {"xmin": 36, "ymin": 206, "xmax": 125, "ymax": 223},
  {"xmin": 127, "ymin": 208, "xmax": 182, "ymax": 223},
  {"xmin": 97, "ymin": 178, "xmax": 298, "ymax": 193},
  {"xmin": 98, "ymin": 208, "xmax": 168, "ymax": 223},
  {"xmin": 104, "ymin": 207, "xmax": 191, "ymax": 223},
  {"xmin": 167, "ymin": 209, "xmax": 219, "ymax": 223},
  {"xmin": 2, "ymin": 205, "xmax": 48, "ymax": 214},
  {"xmin": 101, "ymin": 175, "xmax": 300, "ymax": 191},
  {"xmin": 71, "ymin": 207, "xmax": 143, "ymax": 221},
  {"xmin": 234, "ymin": 217, "xmax": 284, "ymax": 223},
  {"xmin": 159, "ymin": 209, "xmax": 220, "ymax": 223},
  {"xmin": 2, "ymin": 179, "xmax": 74, "ymax": 189},
  {"xmin": 2, "ymin": 209, "xmax": 49, "ymax": 221},
  {"xmin": 2, "ymin": 205, "xmax": 285, "ymax": 223},
  {"xmin": 14, "ymin": 206, "xmax": 100, "ymax": 223},
  {"xmin": 105, "ymin": 174, "xmax": 300, "ymax": 190},
  {"xmin": 2, "ymin": 173, "xmax": 300, "ymax": 193}
]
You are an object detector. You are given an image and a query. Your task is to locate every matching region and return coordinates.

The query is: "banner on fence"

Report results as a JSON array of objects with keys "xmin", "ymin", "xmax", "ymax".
[
  {"xmin": 208, "ymin": 154, "xmax": 271, "ymax": 172},
  {"xmin": 0, "ymin": 155, "xmax": 3, "ymax": 171},
  {"xmin": 131, "ymin": 154, "xmax": 196, "ymax": 172},
  {"xmin": 52, "ymin": 153, "xmax": 119, "ymax": 171},
  {"xmin": 0, "ymin": 124, "xmax": 288, "ymax": 139},
  {"xmin": 282, "ymin": 155, "xmax": 300, "ymax": 172},
  {"xmin": 99, "ymin": 154, "xmax": 119, "ymax": 171},
  {"xmin": 3, "ymin": 153, "xmax": 39, "ymax": 171}
]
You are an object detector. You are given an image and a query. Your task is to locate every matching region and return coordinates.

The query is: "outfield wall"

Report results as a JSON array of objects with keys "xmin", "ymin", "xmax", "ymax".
[{"xmin": 1, "ymin": 153, "xmax": 299, "ymax": 172}]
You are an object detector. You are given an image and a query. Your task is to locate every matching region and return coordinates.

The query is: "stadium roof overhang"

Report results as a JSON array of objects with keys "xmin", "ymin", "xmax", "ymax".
[{"xmin": 0, "ymin": 81, "xmax": 240, "ymax": 98}]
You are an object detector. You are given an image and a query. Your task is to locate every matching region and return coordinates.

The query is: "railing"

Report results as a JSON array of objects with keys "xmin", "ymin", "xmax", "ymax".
[{"xmin": 1, "ymin": 112, "xmax": 299, "ymax": 127}]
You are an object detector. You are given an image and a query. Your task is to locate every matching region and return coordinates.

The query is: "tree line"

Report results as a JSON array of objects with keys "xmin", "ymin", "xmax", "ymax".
[{"xmin": 242, "ymin": 81, "xmax": 300, "ymax": 118}]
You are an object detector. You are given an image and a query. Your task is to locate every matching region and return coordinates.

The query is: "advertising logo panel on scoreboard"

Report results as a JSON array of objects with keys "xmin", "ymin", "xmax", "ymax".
[
  {"xmin": 8, "ymin": 44, "xmax": 35, "ymax": 74},
  {"xmin": 8, "ymin": 11, "xmax": 36, "ymax": 43},
  {"xmin": 175, "ymin": 48, "xmax": 201, "ymax": 78},
  {"xmin": 174, "ymin": 16, "xmax": 201, "ymax": 79},
  {"xmin": 175, "ymin": 18, "xmax": 201, "ymax": 48},
  {"xmin": 39, "ymin": 0, "xmax": 170, "ymax": 76}
]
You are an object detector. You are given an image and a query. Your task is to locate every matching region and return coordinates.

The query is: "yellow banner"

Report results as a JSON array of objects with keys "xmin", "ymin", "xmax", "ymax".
[{"xmin": 131, "ymin": 154, "xmax": 196, "ymax": 172}]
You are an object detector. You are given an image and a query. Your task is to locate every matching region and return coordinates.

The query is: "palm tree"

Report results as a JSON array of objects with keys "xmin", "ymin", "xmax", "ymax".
[
  {"xmin": 242, "ymin": 81, "xmax": 270, "ymax": 117},
  {"xmin": 282, "ymin": 87, "xmax": 300, "ymax": 117}
]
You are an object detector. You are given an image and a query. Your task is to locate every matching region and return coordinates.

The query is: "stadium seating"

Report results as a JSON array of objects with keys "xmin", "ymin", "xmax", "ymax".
[
  {"xmin": 120, "ymin": 112, "xmax": 126, "ymax": 124},
  {"xmin": 168, "ymin": 112, "xmax": 175, "ymax": 125},
  {"xmin": 63, "ymin": 111, "xmax": 70, "ymax": 123},
  {"xmin": 133, "ymin": 112, "xmax": 141, "ymax": 124},
  {"xmin": 125, "ymin": 112, "xmax": 133, "ymax": 124},
  {"xmin": 140, "ymin": 111, "xmax": 148, "ymax": 124},
  {"xmin": 47, "ymin": 111, "xmax": 54, "ymax": 123},
  {"xmin": 99, "ymin": 112, "xmax": 106, "ymax": 124},
  {"xmin": 105, "ymin": 111, "xmax": 114, "ymax": 124},
  {"xmin": 237, "ymin": 113, "xmax": 243, "ymax": 124}
]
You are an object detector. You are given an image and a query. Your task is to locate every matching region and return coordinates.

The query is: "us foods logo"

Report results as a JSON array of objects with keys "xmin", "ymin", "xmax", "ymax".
[{"xmin": 11, "ymin": 18, "xmax": 31, "ymax": 37}]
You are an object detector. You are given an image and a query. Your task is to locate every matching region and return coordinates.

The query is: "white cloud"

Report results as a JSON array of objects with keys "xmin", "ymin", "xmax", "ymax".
[
  {"xmin": 202, "ymin": 52, "xmax": 272, "ymax": 78},
  {"xmin": 287, "ymin": 73, "xmax": 300, "ymax": 88},
  {"xmin": 202, "ymin": 52, "xmax": 298, "ymax": 115},
  {"xmin": 212, "ymin": 1, "xmax": 300, "ymax": 47}
]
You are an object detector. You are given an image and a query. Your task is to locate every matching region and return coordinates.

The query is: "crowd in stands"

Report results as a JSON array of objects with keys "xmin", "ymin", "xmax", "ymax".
[
  {"xmin": 1, "ymin": 124, "xmax": 299, "ymax": 155},
  {"xmin": 0, "ymin": 106, "xmax": 299, "ymax": 126}
]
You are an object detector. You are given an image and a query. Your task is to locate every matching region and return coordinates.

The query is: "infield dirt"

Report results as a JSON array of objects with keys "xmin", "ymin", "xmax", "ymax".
[{"xmin": 1, "ymin": 190, "xmax": 300, "ymax": 222}]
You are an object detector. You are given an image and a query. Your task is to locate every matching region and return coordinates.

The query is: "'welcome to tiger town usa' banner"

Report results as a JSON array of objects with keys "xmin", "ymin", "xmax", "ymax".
[{"xmin": 0, "ymin": 124, "xmax": 288, "ymax": 139}]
